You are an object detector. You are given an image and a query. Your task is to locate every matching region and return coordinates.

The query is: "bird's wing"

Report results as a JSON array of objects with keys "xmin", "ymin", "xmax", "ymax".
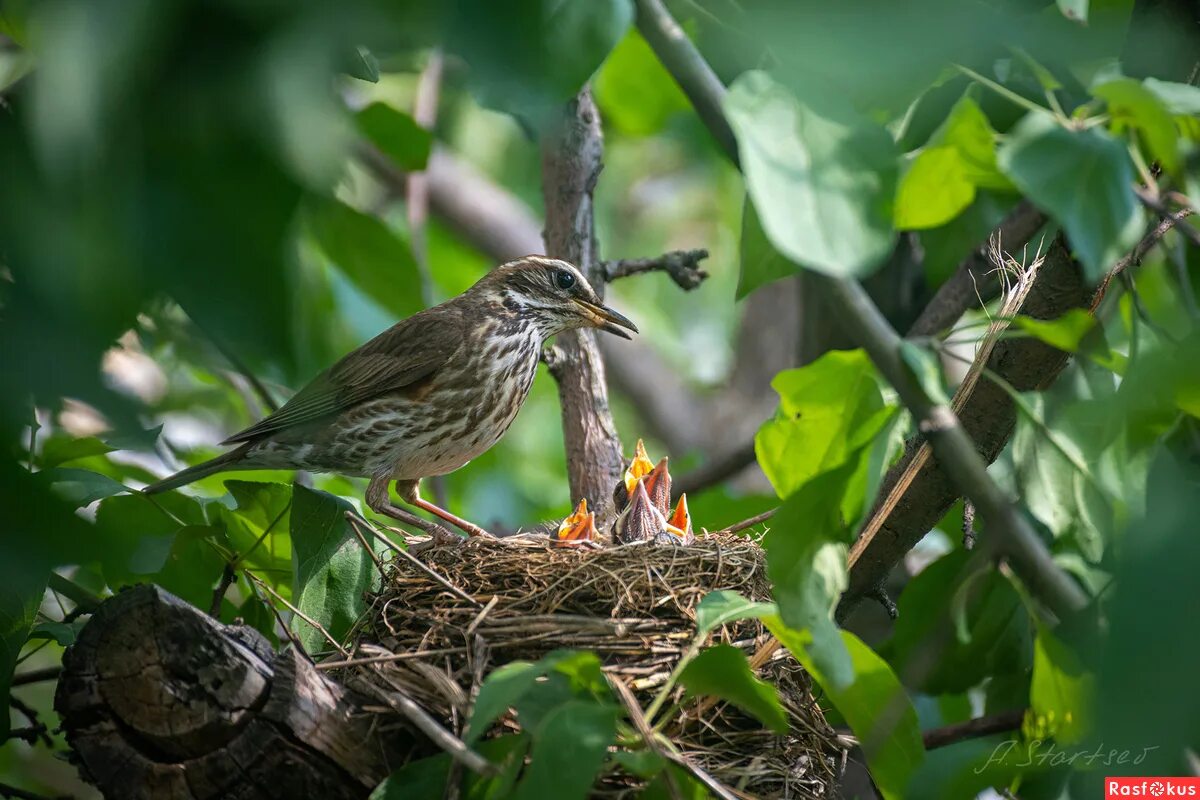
[{"xmin": 222, "ymin": 309, "xmax": 464, "ymax": 444}]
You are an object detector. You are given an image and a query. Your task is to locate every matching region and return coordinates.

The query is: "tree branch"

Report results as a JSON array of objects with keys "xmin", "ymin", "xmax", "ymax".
[
  {"xmin": 673, "ymin": 439, "xmax": 758, "ymax": 498},
  {"xmin": 540, "ymin": 89, "xmax": 627, "ymax": 523},
  {"xmin": 603, "ymin": 249, "xmax": 710, "ymax": 290},
  {"xmin": 633, "ymin": 0, "xmax": 1088, "ymax": 620},
  {"xmin": 922, "ymin": 709, "xmax": 1024, "ymax": 750}
]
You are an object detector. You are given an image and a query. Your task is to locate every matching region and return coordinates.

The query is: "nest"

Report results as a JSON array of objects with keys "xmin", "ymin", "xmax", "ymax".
[{"xmin": 345, "ymin": 533, "xmax": 847, "ymax": 799}]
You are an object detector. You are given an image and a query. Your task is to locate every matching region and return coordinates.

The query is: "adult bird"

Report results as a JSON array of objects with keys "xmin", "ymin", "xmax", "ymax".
[{"xmin": 144, "ymin": 256, "xmax": 637, "ymax": 538}]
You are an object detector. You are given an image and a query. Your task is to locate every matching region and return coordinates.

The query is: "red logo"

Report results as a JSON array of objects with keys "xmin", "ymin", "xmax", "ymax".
[{"xmin": 1107, "ymin": 778, "xmax": 1200, "ymax": 798}]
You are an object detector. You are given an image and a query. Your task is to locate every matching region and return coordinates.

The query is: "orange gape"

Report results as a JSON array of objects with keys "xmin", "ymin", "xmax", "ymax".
[{"xmin": 555, "ymin": 498, "xmax": 598, "ymax": 543}]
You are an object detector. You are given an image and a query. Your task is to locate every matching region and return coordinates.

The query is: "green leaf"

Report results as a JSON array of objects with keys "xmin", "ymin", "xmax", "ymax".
[
  {"xmin": 355, "ymin": 103, "xmax": 432, "ymax": 172},
  {"xmin": 304, "ymin": 196, "xmax": 424, "ymax": 318},
  {"xmin": 724, "ymin": 71, "xmax": 898, "ymax": 278},
  {"xmin": 737, "ymin": 198, "xmax": 797, "ymax": 299},
  {"xmin": 28, "ymin": 618, "xmax": 86, "ymax": 647},
  {"xmin": 694, "ymin": 590, "xmax": 776, "ymax": 638},
  {"xmin": 1092, "ymin": 77, "xmax": 1180, "ymax": 174},
  {"xmin": 678, "ymin": 644, "xmax": 788, "ymax": 733},
  {"xmin": 371, "ymin": 736, "xmax": 529, "ymax": 800},
  {"xmin": 153, "ymin": 525, "xmax": 229, "ymax": 609},
  {"xmin": 930, "ymin": 94, "xmax": 1014, "ymax": 192},
  {"xmin": 513, "ymin": 699, "xmax": 619, "ymax": 800},
  {"xmin": 997, "ymin": 113, "xmax": 1142, "ymax": 281},
  {"xmin": 95, "ymin": 494, "xmax": 184, "ymax": 586},
  {"xmin": 895, "ymin": 146, "xmax": 975, "ymax": 230},
  {"xmin": 42, "ymin": 467, "xmax": 128, "ymax": 508},
  {"xmin": 1142, "ymin": 78, "xmax": 1200, "ymax": 115},
  {"xmin": 640, "ymin": 764, "xmax": 710, "ymax": 800},
  {"xmin": 1026, "ymin": 626, "xmax": 1093, "ymax": 744},
  {"xmin": 466, "ymin": 660, "xmax": 542, "ymax": 743},
  {"xmin": 0, "ymin": 568, "xmax": 47, "ymax": 738},
  {"xmin": 899, "ymin": 341, "xmax": 952, "ymax": 405},
  {"xmin": 612, "ymin": 749, "xmax": 666, "ymax": 779},
  {"xmin": 1012, "ymin": 309, "xmax": 1097, "ymax": 352},
  {"xmin": 289, "ymin": 485, "xmax": 381, "ymax": 654},
  {"xmin": 594, "ymin": 28, "xmax": 688, "ymax": 136},
  {"xmin": 767, "ymin": 623, "xmax": 925, "ymax": 800},
  {"xmin": 1056, "ymin": 0, "xmax": 1088, "ymax": 22},
  {"xmin": 755, "ymin": 349, "xmax": 891, "ymax": 499},
  {"xmin": 40, "ymin": 435, "xmax": 113, "ymax": 468},
  {"xmin": 763, "ymin": 462, "xmax": 862, "ymax": 688},
  {"xmin": 544, "ymin": 0, "xmax": 633, "ymax": 103},
  {"xmin": 343, "ymin": 45, "xmax": 380, "ymax": 83},
  {"xmin": 219, "ymin": 481, "xmax": 293, "ymax": 574},
  {"xmin": 884, "ymin": 552, "xmax": 1032, "ymax": 695}
]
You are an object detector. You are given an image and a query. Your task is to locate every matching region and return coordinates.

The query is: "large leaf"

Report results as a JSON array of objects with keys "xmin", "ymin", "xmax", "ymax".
[
  {"xmin": 355, "ymin": 103, "xmax": 432, "ymax": 172},
  {"xmin": 997, "ymin": 113, "xmax": 1142, "ymax": 281},
  {"xmin": 1142, "ymin": 78, "xmax": 1200, "ymax": 115},
  {"xmin": 930, "ymin": 94, "xmax": 1013, "ymax": 192},
  {"xmin": 593, "ymin": 28, "xmax": 688, "ymax": 136},
  {"xmin": 1092, "ymin": 77, "xmax": 1180, "ymax": 174},
  {"xmin": 42, "ymin": 467, "xmax": 128, "ymax": 508},
  {"xmin": 724, "ymin": 71, "xmax": 898, "ymax": 278},
  {"xmin": 763, "ymin": 462, "xmax": 862, "ymax": 688},
  {"xmin": 289, "ymin": 485, "xmax": 380, "ymax": 654},
  {"xmin": 512, "ymin": 700, "xmax": 619, "ymax": 800},
  {"xmin": 219, "ymin": 481, "xmax": 293, "ymax": 574},
  {"xmin": 755, "ymin": 349, "xmax": 891, "ymax": 499},
  {"xmin": 304, "ymin": 196, "xmax": 424, "ymax": 318},
  {"xmin": 466, "ymin": 649, "xmax": 608, "ymax": 742},
  {"xmin": 678, "ymin": 644, "xmax": 788, "ymax": 732},
  {"xmin": 736, "ymin": 197, "xmax": 797, "ymax": 299},
  {"xmin": 894, "ymin": 147, "xmax": 975, "ymax": 230},
  {"xmin": 95, "ymin": 494, "xmax": 186, "ymax": 586},
  {"xmin": 768, "ymin": 623, "xmax": 924, "ymax": 800},
  {"xmin": 371, "ymin": 735, "xmax": 529, "ymax": 800}
]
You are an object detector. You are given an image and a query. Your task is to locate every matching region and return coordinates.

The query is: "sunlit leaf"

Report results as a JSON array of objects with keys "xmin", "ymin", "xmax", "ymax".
[
  {"xmin": 930, "ymin": 93, "xmax": 1014, "ymax": 191},
  {"xmin": 1142, "ymin": 77, "xmax": 1200, "ymax": 115},
  {"xmin": 219, "ymin": 481, "xmax": 293, "ymax": 575},
  {"xmin": 895, "ymin": 147, "xmax": 975, "ymax": 230},
  {"xmin": 40, "ymin": 435, "xmax": 113, "ymax": 469},
  {"xmin": 725, "ymin": 71, "xmax": 898, "ymax": 277},
  {"xmin": 755, "ymin": 349, "xmax": 891, "ymax": 499},
  {"xmin": 1056, "ymin": 0, "xmax": 1088, "ymax": 23},
  {"xmin": 1092, "ymin": 77, "xmax": 1180, "ymax": 173},
  {"xmin": 997, "ymin": 113, "xmax": 1142, "ymax": 281},
  {"xmin": 594, "ymin": 28, "xmax": 688, "ymax": 136},
  {"xmin": 899, "ymin": 341, "xmax": 952, "ymax": 405},
  {"xmin": 289, "ymin": 485, "xmax": 381, "ymax": 654},
  {"xmin": 768, "ymin": 622, "xmax": 925, "ymax": 800},
  {"xmin": 1012, "ymin": 309, "xmax": 1097, "ymax": 352},
  {"xmin": 1025, "ymin": 626, "xmax": 1093, "ymax": 744},
  {"xmin": 356, "ymin": 102, "xmax": 432, "ymax": 171},
  {"xmin": 678, "ymin": 644, "xmax": 788, "ymax": 733}
]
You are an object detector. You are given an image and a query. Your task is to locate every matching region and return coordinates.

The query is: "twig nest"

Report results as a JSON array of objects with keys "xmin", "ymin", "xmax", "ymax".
[{"xmin": 349, "ymin": 533, "xmax": 846, "ymax": 798}]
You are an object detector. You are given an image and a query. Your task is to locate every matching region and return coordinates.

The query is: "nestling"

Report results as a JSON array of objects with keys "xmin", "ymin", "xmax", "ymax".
[{"xmin": 144, "ymin": 256, "xmax": 638, "ymax": 538}]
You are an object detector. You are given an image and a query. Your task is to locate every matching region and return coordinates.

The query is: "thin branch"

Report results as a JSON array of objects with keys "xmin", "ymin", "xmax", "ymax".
[
  {"xmin": 709, "ymin": 507, "xmax": 776, "ymax": 537},
  {"xmin": 7, "ymin": 696, "xmax": 52, "ymax": 747},
  {"xmin": 922, "ymin": 709, "xmax": 1024, "ymax": 750},
  {"xmin": 208, "ymin": 562, "xmax": 236, "ymax": 618},
  {"xmin": 1136, "ymin": 187, "xmax": 1200, "ymax": 248},
  {"xmin": 353, "ymin": 672, "xmax": 498, "ymax": 777},
  {"xmin": 244, "ymin": 570, "xmax": 349, "ymax": 657},
  {"xmin": 10, "ymin": 666, "xmax": 62, "ymax": 687},
  {"xmin": 1111, "ymin": 207, "xmax": 1194, "ymax": 276},
  {"xmin": 634, "ymin": 0, "xmax": 1088, "ymax": 622},
  {"xmin": 673, "ymin": 439, "xmax": 758, "ymax": 498},
  {"xmin": 350, "ymin": 511, "xmax": 480, "ymax": 607},
  {"xmin": 47, "ymin": 573, "xmax": 101, "ymax": 612},
  {"xmin": 603, "ymin": 249, "xmax": 710, "ymax": 290}
]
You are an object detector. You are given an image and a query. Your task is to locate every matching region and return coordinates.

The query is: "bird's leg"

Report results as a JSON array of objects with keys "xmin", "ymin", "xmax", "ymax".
[
  {"xmin": 396, "ymin": 479, "xmax": 493, "ymax": 538},
  {"xmin": 366, "ymin": 476, "xmax": 457, "ymax": 543}
]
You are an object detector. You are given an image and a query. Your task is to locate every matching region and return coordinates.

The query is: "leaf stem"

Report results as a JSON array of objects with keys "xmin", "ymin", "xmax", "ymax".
[{"xmin": 954, "ymin": 64, "xmax": 1053, "ymax": 117}]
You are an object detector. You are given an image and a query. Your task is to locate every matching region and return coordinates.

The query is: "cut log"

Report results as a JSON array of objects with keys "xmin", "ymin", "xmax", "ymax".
[{"xmin": 54, "ymin": 585, "xmax": 409, "ymax": 800}]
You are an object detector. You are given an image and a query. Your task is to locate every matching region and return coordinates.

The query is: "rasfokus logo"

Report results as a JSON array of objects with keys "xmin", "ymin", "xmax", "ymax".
[{"xmin": 1106, "ymin": 778, "xmax": 1200, "ymax": 798}]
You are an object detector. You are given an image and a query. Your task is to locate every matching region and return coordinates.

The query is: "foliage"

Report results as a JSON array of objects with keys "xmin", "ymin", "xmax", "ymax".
[{"xmin": 0, "ymin": 0, "xmax": 1198, "ymax": 796}]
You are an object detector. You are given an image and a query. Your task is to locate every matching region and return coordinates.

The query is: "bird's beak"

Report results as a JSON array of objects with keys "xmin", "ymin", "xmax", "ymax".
[{"xmin": 573, "ymin": 298, "xmax": 638, "ymax": 340}]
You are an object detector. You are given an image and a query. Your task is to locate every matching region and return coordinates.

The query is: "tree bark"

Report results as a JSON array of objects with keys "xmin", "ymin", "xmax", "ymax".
[
  {"xmin": 540, "ymin": 88, "xmax": 627, "ymax": 524},
  {"xmin": 54, "ymin": 585, "xmax": 406, "ymax": 800}
]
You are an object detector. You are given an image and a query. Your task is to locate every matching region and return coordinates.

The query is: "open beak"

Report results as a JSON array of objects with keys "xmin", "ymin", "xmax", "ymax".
[{"xmin": 574, "ymin": 298, "xmax": 638, "ymax": 340}]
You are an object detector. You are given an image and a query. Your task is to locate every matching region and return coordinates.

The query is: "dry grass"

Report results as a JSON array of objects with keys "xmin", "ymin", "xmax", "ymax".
[{"xmin": 342, "ymin": 533, "xmax": 846, "ymax": 799}]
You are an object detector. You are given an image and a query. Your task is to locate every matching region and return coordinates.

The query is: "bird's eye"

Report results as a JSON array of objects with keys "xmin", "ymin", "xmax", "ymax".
[{"xmin": 555, "ymin": 269, "xmax": 576, "ymax": 290}]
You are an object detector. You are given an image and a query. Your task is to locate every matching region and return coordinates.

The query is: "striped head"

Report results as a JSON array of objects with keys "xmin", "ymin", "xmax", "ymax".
[{"xmin": 466, "ymin": 256, "xmax": 639, "ymax": 342}]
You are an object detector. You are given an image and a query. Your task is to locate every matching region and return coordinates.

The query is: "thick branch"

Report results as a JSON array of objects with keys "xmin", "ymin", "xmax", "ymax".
[
  {"xmin": 540, "ymin": 89, "xmax": 627, "ymax": 523},
  {"xmin": 633, "ymin": 0, "xmax": 1088, "ymax": 620}
]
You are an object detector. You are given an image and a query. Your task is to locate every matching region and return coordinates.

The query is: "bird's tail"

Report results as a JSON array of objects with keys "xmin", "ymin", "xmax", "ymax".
[{"xmin": 143, "ymin": 445, "xmax": 252, "ymax": 495}]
